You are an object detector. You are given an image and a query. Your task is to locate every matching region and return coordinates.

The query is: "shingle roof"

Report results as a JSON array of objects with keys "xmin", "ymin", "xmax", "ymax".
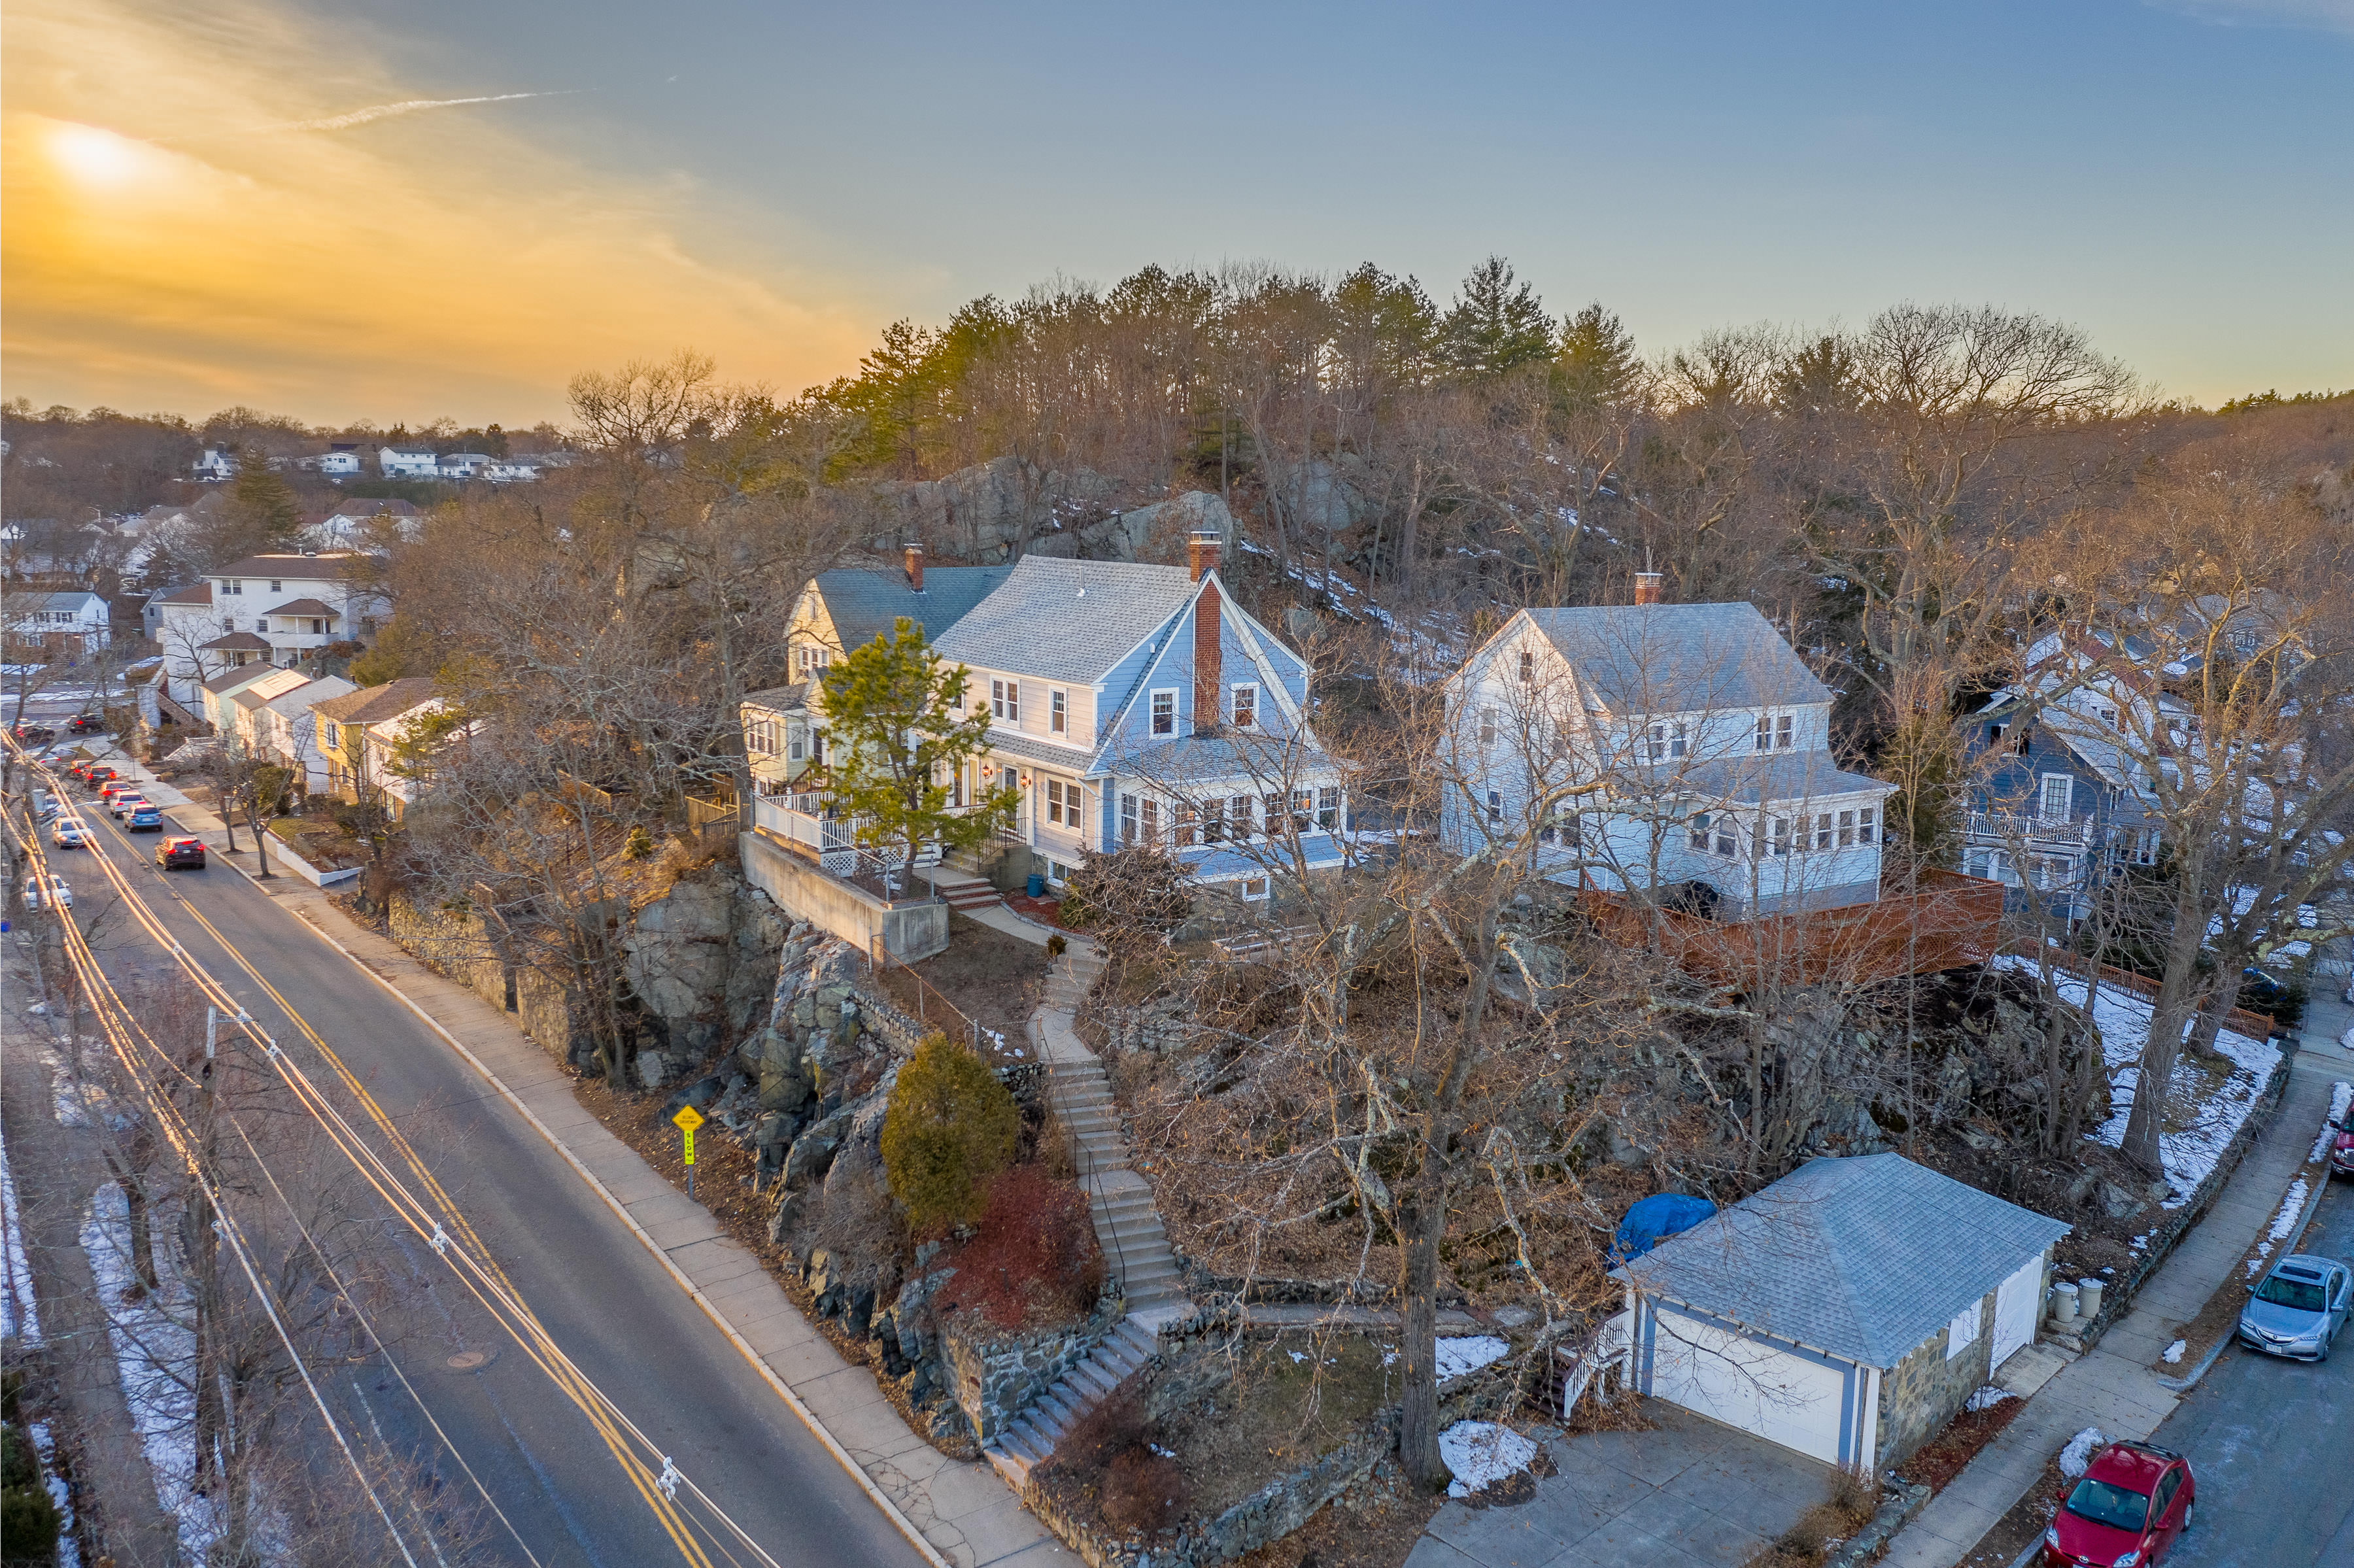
[
  {"xmin": 199, "ymin": 632, "xmax": 273, "ymax": 651},
  {"xmin": 1642, "ymin": 751, "xmax": 1891, "ymax": 806},
  {"xmin": 1526, "ymin": 603, "xmax": 1830, "ymax": 713},
  {"xmin": 1615, "ymin": 1153, "xmax": 2069, "ymax": 1368},
  {"xmin": 933, "ymin": 557, "xmax": 1201, "ymax": 686},
  {"xmin": 264, "ymin": 598, "xmax": 337, "ymax": 617},
  {"xmin": 742, "ymin": 682, "xmax": 810, "ymax": 714},
  {"xmin": 156, "ymin": 583, "xmax": 213, "ymax": 607},
  {"xmin": 812, "ymin": 566, "xmax": 1014, "ymax": 654},
  {"xmin": 209, "ymin": 552, "xmax": 374, "ymax": 581},
  {"xmin": 201, "ymin": 666, "xmax": 278, "ymax": 695},
  {"xmin": 1099, "ymin": 730, "xmax": 1342, "ymax": 787},
  {"xmin": 313, "ymin": 675, "xmax": 439, "ymax": 725}
]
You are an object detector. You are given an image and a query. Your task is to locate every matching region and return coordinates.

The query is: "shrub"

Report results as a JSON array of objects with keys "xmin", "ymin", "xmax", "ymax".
[
  {"xmin": 881, "ymin": 1034, "xmax": 1019, "ymax": 1235},
  {"xmin": 1042, "ymin": 1384, "xmax": 1188, "ymax": 1538},
  {"xmin": 1057, "ymin": 847, "xmax": 1192, "ymax": 950},
  {"xmin": 938, "ymin": 1165, "xmax": 1106, "ymax": 1330}
]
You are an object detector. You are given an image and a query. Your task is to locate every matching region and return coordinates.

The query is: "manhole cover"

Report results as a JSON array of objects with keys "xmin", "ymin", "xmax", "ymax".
[{"xmin": 445, "ymin": 1350, "xmax": 488, "ymax": 1372}]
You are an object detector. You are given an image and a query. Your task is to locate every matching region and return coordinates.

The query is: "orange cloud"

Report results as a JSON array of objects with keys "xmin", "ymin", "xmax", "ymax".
[{"xmin": 1, "ymin": 0, "xmax": 874, "ymax": 424}]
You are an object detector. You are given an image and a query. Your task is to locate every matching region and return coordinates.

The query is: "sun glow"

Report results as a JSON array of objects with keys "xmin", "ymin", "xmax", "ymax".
[{"xmin": 47, "ymin": 121, "xmax": 153, "ymax": 187}]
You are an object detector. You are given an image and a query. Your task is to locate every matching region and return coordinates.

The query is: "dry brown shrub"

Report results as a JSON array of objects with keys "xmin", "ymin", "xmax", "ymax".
[{"xmin": 938, "ymin": 1165, "xmax": 1105, "ymax": 1331}]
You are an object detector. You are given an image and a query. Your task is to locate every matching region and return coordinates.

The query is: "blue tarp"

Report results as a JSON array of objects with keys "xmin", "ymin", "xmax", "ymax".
[{"xmin": 1612, "ymin": 1193, "xmax": 1716, "ymax": 1265}]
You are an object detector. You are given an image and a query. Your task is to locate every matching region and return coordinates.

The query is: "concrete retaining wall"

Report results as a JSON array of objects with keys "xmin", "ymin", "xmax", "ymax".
[{"xmin": 739, "ymin": 830, "xmax": 949, "ymax": 962}]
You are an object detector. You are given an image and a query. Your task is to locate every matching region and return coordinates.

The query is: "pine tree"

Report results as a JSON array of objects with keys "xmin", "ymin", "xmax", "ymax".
[
  {"xmin": 816, "ymin": 617, "xmax": 1018, "ymax": 878},
  {"xmin": 881, "ymin": 1034, "xmax": 1020, "ymax": 1233},
  {"xmin": 200, "ymin": 446, "xmax": 304, "ymax": 564},
  {"xmin": 1439, "ymin": 256, "xmax": 1553, "ymax": 380},
  {"xmin": 1553, "ymin": 302, "xmax": 1642, "ymax": 412}
]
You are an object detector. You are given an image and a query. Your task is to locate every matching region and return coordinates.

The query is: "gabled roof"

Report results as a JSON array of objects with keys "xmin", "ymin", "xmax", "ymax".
[
  {"xmin": 742, "ymin": 681, "xmax": 810, "ymax": 714},
  {"xmin": 1615, "ymin": 1153, "xmax": 2068, "ymax": 1369},
  {"xmin": 199, "ymin": 632, "xmax": 274, "ymax": 651},
  {"xmin": 1522, "ymin": 603, "xmax": 1830, "ymax": 713},
  {"xmin": 264, "ymin": 598, "xmax": 338, "ymax": 617},
  {"xmin": 202, "ymin": 664, "xmax": 281, "ymax": 696},
  {"xmin": 1098, "ymin": 729, "xmax": 1340, "ymax": 787},
  {"xmin": 313, "ymin": 675, "xmax": 438, "ymax": 725},
  {"xmin": 933, "ymin": 557, "xmax": 1201, "ymax": 687},
  {"xmin": 1645, "ymin": 751, "xmax": 1890, "ymax": 806},
  {"xmin": 155, "ymin": 583, "xmax": 213, "ymax": 607},
  {"xmin": 32, "ymin": 590, "xmax": 105, "ymax": 613},
  {"xmin": 207, "ymin": 552, "xmax": 374, "ymax": 581},
  {"xmin": 810, "ymin": 564, "xmax": 1014, "ymax": 654}
]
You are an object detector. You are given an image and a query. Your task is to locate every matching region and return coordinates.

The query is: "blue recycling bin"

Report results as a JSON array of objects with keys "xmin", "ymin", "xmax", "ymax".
[{"xmin": 1026, "ymin": 873, "xmax": 1046, "ymax": 898}]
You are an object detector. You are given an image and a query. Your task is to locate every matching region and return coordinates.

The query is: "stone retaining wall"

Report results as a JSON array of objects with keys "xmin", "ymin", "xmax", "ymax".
[{"xmin": 941, "ymin": 1296, "xmax": 1123, "ymax": 1443}]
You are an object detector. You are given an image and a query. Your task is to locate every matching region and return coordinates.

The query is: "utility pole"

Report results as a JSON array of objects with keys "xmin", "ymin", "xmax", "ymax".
[{"xmin": 188, "ymin": 1005, "xmax": 226, "ymax": 1487}]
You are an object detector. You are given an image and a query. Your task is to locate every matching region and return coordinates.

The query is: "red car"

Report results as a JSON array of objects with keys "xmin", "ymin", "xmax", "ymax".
[
  {"xmin": 2330, "ymin": 1114, "xmax": 2354, "ymax": 1178},
  {"xmin": 2045, "ymin": 1440, "xmax": 2194, "ymax": 1567}
]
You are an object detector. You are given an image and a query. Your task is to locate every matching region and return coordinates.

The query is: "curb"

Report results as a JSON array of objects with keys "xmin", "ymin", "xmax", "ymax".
[{"xmin": 230, "ymin": 864, "xmax": 956, "ymax": 1568}]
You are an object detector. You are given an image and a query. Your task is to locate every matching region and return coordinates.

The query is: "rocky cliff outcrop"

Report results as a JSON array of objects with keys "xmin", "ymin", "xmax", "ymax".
[
  {"xmin": 861, "ymin": 456, "xmax": 1238, "ymax": 567},
  {"xmin": 621, "ymin": 865, "xmax": 787, "ymax": 1084}
]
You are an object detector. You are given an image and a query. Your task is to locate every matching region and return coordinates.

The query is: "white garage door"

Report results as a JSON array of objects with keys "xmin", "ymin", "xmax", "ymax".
[
  {"xmin": 1643, "ymin": 1306, "xmax": 1851, "ymax": 1466},
  {"xmin": 1990, "ymin": 1253, "xmax": 2042, "ymax": 1371}
]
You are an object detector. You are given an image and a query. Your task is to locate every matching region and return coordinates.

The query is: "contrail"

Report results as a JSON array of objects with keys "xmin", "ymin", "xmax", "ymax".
[{"xmin": 259, "ymin": 91, "xmax": 577, "ymax": 133}]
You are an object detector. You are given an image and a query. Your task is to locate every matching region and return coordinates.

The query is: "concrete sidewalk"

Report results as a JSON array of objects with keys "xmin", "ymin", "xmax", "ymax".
[
  {"xmin": 150, "ymin": 802, "xmax": 1068, "ymax": 1568},
  {"xmin": 1879, "ymin": 1051, "xmax": 2338, "ymax": 1568}
]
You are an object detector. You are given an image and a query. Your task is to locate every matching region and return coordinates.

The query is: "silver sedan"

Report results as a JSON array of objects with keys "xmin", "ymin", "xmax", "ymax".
[{"xmin": 2238, "ymin": 1254, "xmax": 2353, "ymax": 1361}]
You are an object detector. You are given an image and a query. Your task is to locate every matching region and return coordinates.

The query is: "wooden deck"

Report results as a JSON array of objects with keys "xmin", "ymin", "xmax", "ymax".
[{"xmin": 1579, "ymin": 867, "xmax": 2005, "ymax": 989}]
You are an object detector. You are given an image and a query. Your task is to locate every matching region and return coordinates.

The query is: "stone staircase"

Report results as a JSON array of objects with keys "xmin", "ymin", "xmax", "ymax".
[
  {"xmin": 985, "ymin": 944, "xmax": 1191, "ymax": 1487},
  {"xmin": 920, "ymin": 866, "xmax": 1006, "ymax": 913}
]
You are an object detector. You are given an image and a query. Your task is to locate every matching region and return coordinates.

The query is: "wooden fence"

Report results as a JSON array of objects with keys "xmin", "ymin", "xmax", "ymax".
[
  {"xmin": 1580, "ymin": 866, "xmax": 2005, "ymax": 989},
  {"xmin": 2072, "ymin": 957, "xmax": 2281, "ymax": 1043}
]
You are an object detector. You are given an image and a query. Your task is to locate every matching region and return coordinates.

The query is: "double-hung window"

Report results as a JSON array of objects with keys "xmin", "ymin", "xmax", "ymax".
[
  {"xmin": 1646, "ymin": 720, "xmax": 1687, "ymax": 763},
  {"xmin": 1140, "ymin": 798, "xmax": 1160, "ymax": 844},
  {"xmin": 1837, "ymin": 809, "xmax": 1857, "ymax": 847},
  {"xmin": 1202, "ymin": 798, "xmax": 1225, "ymax": 844},
  {"xmin": 1119, "ymin": 792, "xmax": 1138, "ymax": 844},
  {"xmin": 1229, "ymin": 794, "xmax": 1255, "ymax": 840},
  {"xmin": 1150, "ymin": 689, "xmax": 1177, "ymax": 736},
  {"xmin": 1265, "ymin": 793, "xmax": 1287, "ymax": 837},
  {"xmin": 1518, "ymin": 648, "xmax": 1535, "ymax": 684},
  {"xmin": 992, "ymin": 679, "xmax": 1019, "ymax": 723},
  {"xmin": 1173, "ymin": 802, "xmax": 1197, "ymax": 846},
  {"xmin": 1755, "ymin": 712, "xmax": 1793, "ymax": 751},
  {"xmin": 1046, "ymin": 778, "xmax": 1074, "ymax": 827},
  {"xmin": 1714, "ymin": 815, "xmax": 1739, "ymax": 857},
  {"xmin": 1486, "ymin": 789, "xmax": 1503, "ymax": 824},
  {"xmin": 1050, "ymin": 688, "xmax": 1068, "ymax": 736},
  {"xmin": 1479, "ymin": 707, "xmax": 1497, "ymax": 748},
  {"xmin": 1290, "ymin": 791, "xmax": 1313, "ymax": 831},
  {"xmin": 2038, "ymin": 774, "xmax": 2073, "ymax": 823},
  {"xmin": 1857, "ymin": 806, "xmax": 1877, "ymax": 845},
  {"xmin": 1814, "ymin": 812, "xmax": 1834, "ymax": 851},
  {"xmin": 1769, "ymin": 816, "xmax": 1792, "ymax": 857},
  {"xmin": 1232, "ymin": 684, "xmax": 1259, "ymax": 728},
  {"xmin": 1316, "ymin": 786, "xmax": 1340, "ymax": 830},
  {"xmin": 1688, "ymin": 813, "xmax": 1712, "ymax": 853}
]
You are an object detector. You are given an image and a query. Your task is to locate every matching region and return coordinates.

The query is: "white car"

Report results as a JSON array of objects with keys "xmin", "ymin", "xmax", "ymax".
[
  {"xmin": 22, "ymin": 874, "xmax": 71, "ymax": 910},
  {"xmin": 51, "ymin": 817, "xmax": 88, "ymax": 848},
  {"xmin": 109, "ymin": 793, "xmax": 148, "ymax": 819}
]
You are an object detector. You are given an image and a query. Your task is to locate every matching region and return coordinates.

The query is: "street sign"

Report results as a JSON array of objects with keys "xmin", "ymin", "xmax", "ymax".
[{"xmin": 672, "ymin": 1104, "xmax": 704, "ymax": 1133}]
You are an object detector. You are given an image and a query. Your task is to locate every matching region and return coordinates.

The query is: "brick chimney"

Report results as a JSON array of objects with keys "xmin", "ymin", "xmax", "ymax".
[
  {"xmin": 1187, "ymin": 527, "xmax": 1220, "ymax": 583},
  {"xmin": 904, "ymin": 541, "xmax": 925, "ymax": 593},
  {"xmin": 1633, "ymin": 571, "xmax": 1663, "ymax": 605},
  {"xmin": 1193, "ymin": 547, "xmax": 1223, "ymax": 733}
]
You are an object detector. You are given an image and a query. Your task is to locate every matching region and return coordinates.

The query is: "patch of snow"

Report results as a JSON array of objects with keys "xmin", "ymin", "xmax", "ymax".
[
  {"xmin": 82, "ymin": 1180, "xmax": 222, "ymax": 1560},
  {"xmin": 1994, "ymin": 957, "xmax": 2279, "ymax": 1197},
  {"xmin": 1436, "ymin": 1335, "xmax": 1510, "ymax": 1382},
  {"xmin": 1, "ymin": 1121, "xmax": 40, "ymax": 1343},
  {"xmin": 2269, "ymin": 1179, "xmax": 2309, "ymax": 1243},
  {"xmin": 2059, "ymin": 1427, "xmax": 2107, "ymax": 1480},
  {"xmin": 1149, "ymin": 1443, "xmax": 1176, "ymax": 1459},
  {"xmin": 2246, "ymin": 1243, "xmax": 2272, "ymax": 1277},
  {"xmin": 1965, "ymin": 1386, "xmax": 2015, "ymax": 1412},
  {"xmin": 28, "ymin": 1421, "xmax": 80, "ymax": 1567},
  {"xmin": 1288, "ymin": 1350, "xmax": 1308, "ymax": 1364},
  {"xmin": 2316, "ymin": 1083, "xmax": 2354, "ymax": 1161},
  {"xmin": 2162, "ymin": 1340, "xmax": 2186, "ymax": 1365},
  {"xmin": 1440, "ymin": 1420, "xmax": 1539, "ymax": 1498}
]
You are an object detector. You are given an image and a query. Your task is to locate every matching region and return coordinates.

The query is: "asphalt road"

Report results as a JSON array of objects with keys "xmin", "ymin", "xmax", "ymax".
[
  {"xmin": 2154, "ymin": 1172, "xmax": 2354, "ymax": 1568},
  {"xmin": 49, "ymin": 782, "xmax": 926, "ymax": 1568}
]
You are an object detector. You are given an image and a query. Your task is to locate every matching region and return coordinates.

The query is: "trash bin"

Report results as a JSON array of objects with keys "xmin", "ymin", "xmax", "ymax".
[
  {"xmin": 1026, "ymin": 873, "xmax": 1046, "ymax": 898},
  {"xmin": 2050, "ymin": 1281, "xmax": 2080, "ymax": 1326},
  {"xmin": 2077, "ymin": 1278, "xmax": 2104, "ymax": 1318}
]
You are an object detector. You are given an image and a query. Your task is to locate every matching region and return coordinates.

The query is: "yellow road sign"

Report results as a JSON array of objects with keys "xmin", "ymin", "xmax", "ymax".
[
  {"xmin": 672, "ymin": 1104, "xmax": 705, "ymax": 1133},
  {"xmin": 683, "ymin": 1130, "xmax": 696, "ymax": 1165}
]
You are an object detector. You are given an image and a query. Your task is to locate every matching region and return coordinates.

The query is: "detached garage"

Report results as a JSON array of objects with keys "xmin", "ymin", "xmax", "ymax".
[{"xmin": 1614, "ymin": 1153, "xmax": 2068, "ymax": 1476}]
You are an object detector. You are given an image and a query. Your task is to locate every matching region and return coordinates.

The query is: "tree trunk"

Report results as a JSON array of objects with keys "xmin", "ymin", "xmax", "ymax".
[
  {"xmin": 2119, "ymin": 877, "xmax": 2209, "ymax": 1174},
  {"xmin": 1397, "ymin": 1193, "xmax": 1446, "ymax": 1490},
  {"xmin": 248, "ymin": 796, "xmax": 272, "ymax": 877}
]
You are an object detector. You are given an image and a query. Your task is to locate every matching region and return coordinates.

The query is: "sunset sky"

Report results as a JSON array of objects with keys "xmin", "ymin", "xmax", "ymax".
[{"xmin": 5, "ymin": 0, "xmax": 2349, "ymax": 428}]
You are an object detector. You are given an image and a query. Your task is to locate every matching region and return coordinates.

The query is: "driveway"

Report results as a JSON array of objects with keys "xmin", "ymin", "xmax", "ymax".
[{"xmin": 1408, "ymin": 1404, "xmax": 1837, "ymax": 1568}]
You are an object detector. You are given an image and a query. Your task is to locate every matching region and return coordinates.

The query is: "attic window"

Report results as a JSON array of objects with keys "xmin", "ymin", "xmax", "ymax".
[
  {"xmin": 1755, "ymin": 712, "xmax": 1793, "ymax": 751},
  {"xmin": 1150, "ymin": 689, "xmax": 1176, "ymax": 736},
  {"xmin": 1518, "ymin": 648, "xmax": 1534, "ymax": 684},
  {"xmin": 1231, "ymin": 684, "xmax": 1258, "ymax": 728}
]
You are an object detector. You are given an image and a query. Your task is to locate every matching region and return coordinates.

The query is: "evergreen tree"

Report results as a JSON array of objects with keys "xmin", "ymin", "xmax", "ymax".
[
  {"xmin": 816, "ymin": 617, "xmax": 1018, "ymax": 878},
  {"xmin": 1439, "ymin": 256, "xmax": 1553, "ymax": 380},
  {"xmin": 880, "ymin": 1034, "xmax": 1020, "ymax": 1234},
  {"xmin": 200, "ymin": 445, "xmax": 305, "ymax": 564},
  {"xmin": 1553, "ymin": 301, "xmax": 1642, "ymax": 412}
]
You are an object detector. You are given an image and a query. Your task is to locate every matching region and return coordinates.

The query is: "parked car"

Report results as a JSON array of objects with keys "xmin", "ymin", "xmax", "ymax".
[
  {"xmin": 97, "ymin": 782, "xmax": 128, "ymax": 810},
  {"xmin": 65, "ymin": 760, "xmax": 92, "ymax": 781},
  {"xmin": 67, "ymin": 715, "xmax": 104, "ymax": 734},
  {"xmin": 2239, "ymin": 965, "xmax": 2294, "ymax": 1013},
  {"xmin": 109, "ymin": 792, "xmax": 147, "ymax": 819},
  {"xmin": 127, "ymin": 804, "xmax": 163, "ymax": 832},
  {"xmin": 2238, "ymin": 1254, "xmax": 2351, "ymax": 1360},
  {"xmin": 52, "ymin": 816, "xmax": 89, "ymax": 848},
  {"xmin": 158, "ymin": 837, "xmax": 207, "ymax": 871},
  {"xmin": 2328, "ymin": 1116, "xmax": 2354, "ymax": 1178},
  {"xmin": 21, "ymin": 874, "xmax": 71, "ymax": 911},
  {"xmin": 2045, "ymin": 1440, "xmax": 2194, "ymax": 1567},
  {"xmin": 11, "ymin": 723, "xmax": 54, "ymax": 743},
  {"xmin": 84, "ymin": 766, "xmax": 117, "ymax": 791}
]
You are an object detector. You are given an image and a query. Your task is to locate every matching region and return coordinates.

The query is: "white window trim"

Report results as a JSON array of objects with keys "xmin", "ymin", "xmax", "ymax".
[
  {"xmin": 1946, "ymin": 1299, "xmax": 1980, "ymax": 1359},
  {"xmin": 1150, "ymin": 687, "xmax": 1179, "ymax": 736},
  {"xmin": 1231, "ymin": 682, "xmax": 1260, "ymax": 728},
  {"xmin": 1050, "ymin": 686, "xmax": 1068, "ymax": 736}
]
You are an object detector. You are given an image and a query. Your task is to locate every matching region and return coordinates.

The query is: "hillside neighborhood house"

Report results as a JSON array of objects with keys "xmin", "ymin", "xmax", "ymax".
[
  {"xmin": 375, "ymin": 446, "xmax": 542, "ymax": 483},
  {"xmin": 1442, "ymin": 575, "xmax": 1896, "ymax": 921},
  {"xmin": 743, "ymin": 535, "xmax": 1348, "ymax": 898},
  {"xmin": 5, "ymin": 589, "xmax": 112, "ymax": 656},
  {"xmin": 153, "ymin": 551, "xmax": 385, "ymax": 706},
  {"xmin": 311, "ymin": 677, "xmax": 451, "ymax": 817}
]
